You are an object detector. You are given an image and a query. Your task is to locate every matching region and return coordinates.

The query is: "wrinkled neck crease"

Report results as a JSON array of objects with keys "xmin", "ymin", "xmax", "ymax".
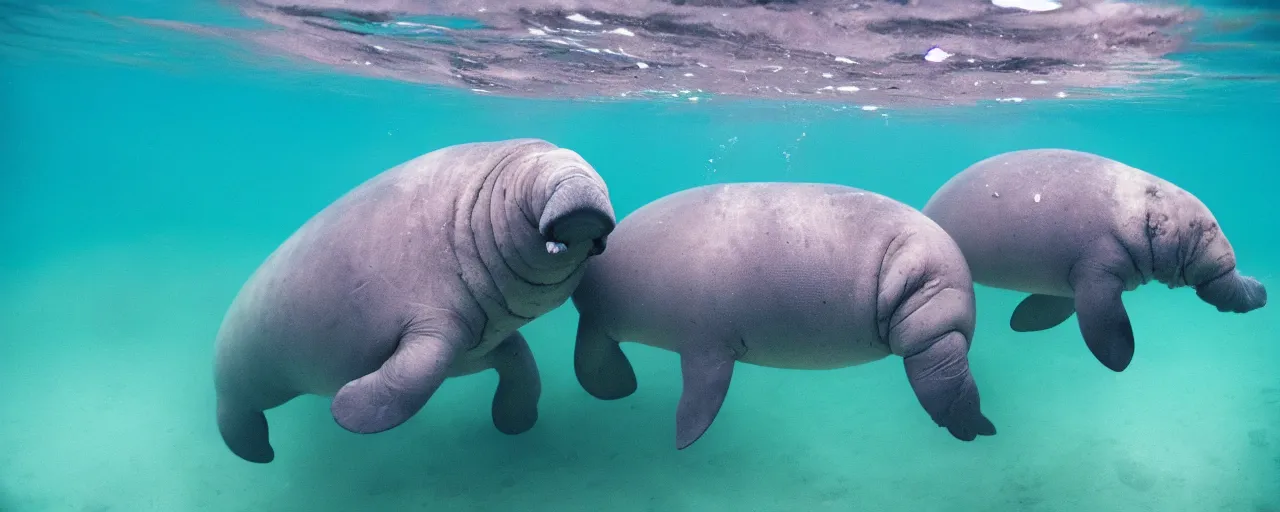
[
  {"xmin": 1145, "ymin": 193, "xmax": 1203, "ymax": 289},
  {"xmin": 493, "ymin": 159, "xmax": 588, "ymax": 284}
]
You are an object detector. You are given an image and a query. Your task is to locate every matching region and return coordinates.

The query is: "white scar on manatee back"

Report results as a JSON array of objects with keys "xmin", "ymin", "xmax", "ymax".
[
  {"xmin": 1108, "ymin": 159, "xmax": 1156, "ymax": 236},
  {"xmin": 713, "ymin": 185, "xmax": 876, "ymax": 251}
]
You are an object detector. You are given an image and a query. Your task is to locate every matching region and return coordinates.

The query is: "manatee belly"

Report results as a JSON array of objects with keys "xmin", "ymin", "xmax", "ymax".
[
  {"xmin": 608, "ymin": 269, "xmax": 892, "ymax": 371},
  {"xmin": 615, "ymin": 317, "xmax": 893, "ymax": 371},
  {"xmin": 957, "ymin": 235, "xmax": 1080, "ymax": 297},
  {"xmin": 221, "ymin": 268, "xmax": 406, "ymax": 398},
  {"xmin": 736, "ymin": 333, "xmax": 893, "ymax": 370}
]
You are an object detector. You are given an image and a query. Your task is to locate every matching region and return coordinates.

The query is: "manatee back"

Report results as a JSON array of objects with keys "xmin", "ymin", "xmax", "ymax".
[
  {"xmin": 224, "ymin": 140, "xmax": 544, "ymax": 322},
  {"xmin": 922, "ymin": 149, "xmax": 1157, "ymax": 293},
  {"xmin": 924, "ymin": 149, "xmax": 1130, "ymax": 221},
  {"xmin": 572, "ymin": 182, "xmax": 939, "ymax": 344}
]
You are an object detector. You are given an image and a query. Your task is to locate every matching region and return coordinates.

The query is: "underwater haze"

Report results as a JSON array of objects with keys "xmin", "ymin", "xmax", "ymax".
[{"xmin": 2, "ymin": 0, "xmax": 1279, "ymax": 511}]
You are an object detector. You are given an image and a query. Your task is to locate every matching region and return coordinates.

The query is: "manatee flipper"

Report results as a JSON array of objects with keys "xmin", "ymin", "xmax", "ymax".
[
  {"xmin": 488, "ymin": 331, "xmax": 541, "ymax": 435},
  {"xmin": 1010, "ymin": 294, "xmax": 1076, "ymax": 332},
  {"xmin": 217, "ymin": 398, "xmax": 275, "ymax": 463},
  {"xmin": 573, "ymin": 316, "xmax": 637, "ymax": 400},
  {"xmin": 675, "ymin": 342, "xmax": 736, "ymax": 450},
  {"xmin": 1071, "ymin": 271, "xmax": 1135, "ymax": 372},
  {"xmin": 331, "ymin": 318, "xmax": 470, "ymax": 434},
  {"xmin": 902, "ymin": 331, "xmax": 996, "ymax": 442}
]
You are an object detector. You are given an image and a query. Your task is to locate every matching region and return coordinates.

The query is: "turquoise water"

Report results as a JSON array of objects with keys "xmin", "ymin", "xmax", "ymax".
[{"xmin": 2, "ymin": 2, "xmax": 1279, "ymax": 511}]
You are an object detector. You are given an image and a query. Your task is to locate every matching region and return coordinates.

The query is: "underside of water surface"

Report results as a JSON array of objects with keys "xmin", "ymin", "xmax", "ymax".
[{"xmin": 1, "ymin": 1, "xmax": 1278, "ymax": 511}]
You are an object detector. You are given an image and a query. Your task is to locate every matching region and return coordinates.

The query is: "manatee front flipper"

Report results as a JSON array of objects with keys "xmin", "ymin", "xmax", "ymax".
[
  {"xmin": 488, "ymin": 331, "xmax": 541, "ymax": 435},
  {"xmin": 331, "ymin": 317, "xmax": 472, "ymax": 434},
  {"xmin": 1071, "ymin": 270, "xmax": 1135, "ymax": 372},
  {"xmin": 573, "ymin": 316, "xmax": 637, "ymax": 400},
  {"xmin": 675, "ymin": 342, "xmax": 736, "ymax": 450},
  {"xmin": 217, "ymin": 398, "xmax": 275, "ymax": 463},
  {"xmin": 1010, "ymin": 294, "xmax": 1076, "ymax": 332},
  {"xmin": 903, "ymin": 331, "xmax": 996, "ymax": 441}
]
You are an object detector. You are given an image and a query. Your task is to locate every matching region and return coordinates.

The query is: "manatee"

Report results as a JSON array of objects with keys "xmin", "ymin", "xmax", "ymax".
[
  {"xmin": 571, "ymin": 182, "xmax": 997, "ymax": 449},
  {"xmin": 922, "ymin": 148, "xmax": 1266, "ymax": 372},
  {"xmin": 213, "ymin": 139, "xmax": 616, "ymax": 463}
]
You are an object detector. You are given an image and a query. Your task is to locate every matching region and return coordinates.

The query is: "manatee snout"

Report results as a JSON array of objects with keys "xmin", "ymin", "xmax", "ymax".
[
  {"xmin": 539, "ymin": 176, "xmax": 616, "ymax": 256},
  {"xmin": 1196, "ymin": 270, "xmax": 1267, "ymax": 313}
]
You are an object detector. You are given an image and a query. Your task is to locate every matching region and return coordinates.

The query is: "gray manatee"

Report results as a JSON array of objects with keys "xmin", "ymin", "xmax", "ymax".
[
  {"xmin": 571, "ymin": 183, "xmax": 997, "ymax": 449},
  {"xmin": 922, "ymin": 149, "xmax": 1266, "ymax": 372},
  {"xmin": 213, "ymin": 139, "xmax": 616, "ymax": 463}
]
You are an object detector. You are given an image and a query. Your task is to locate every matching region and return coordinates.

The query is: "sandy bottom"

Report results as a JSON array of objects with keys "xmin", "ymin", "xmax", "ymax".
[{"xmin": 1, "ymin": 235, "xmax": 1277, "ymax": 512}]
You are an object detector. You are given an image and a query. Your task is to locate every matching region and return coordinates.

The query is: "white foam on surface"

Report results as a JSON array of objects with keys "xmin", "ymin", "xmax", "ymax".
[
  {"xmin": 992, "ymin": 0, "xmax": 1062, "ymax": 11},
  {"xmin": 566, "ymin": 13, "xmax": 602, "ymax": 25},
  {"xmin": 924, "ymin": 47, "xmax": 953, "ymax": 63},
  {"xmin": 201, "ymin": 0, "xmax": 1206, "ymax": 107}
]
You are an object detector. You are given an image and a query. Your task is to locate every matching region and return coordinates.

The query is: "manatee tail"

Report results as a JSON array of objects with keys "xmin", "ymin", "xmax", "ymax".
[
  {"xmin": 217, "ymin": 397, "xmax": 275, "ymax": 464},
  {"xmin": 1196, "ymin": 269, "xmax": 1267, "ymax": 313},
  {"xmin": 902, "ymin": 331, "xmax": 997, "ymax": 442}
]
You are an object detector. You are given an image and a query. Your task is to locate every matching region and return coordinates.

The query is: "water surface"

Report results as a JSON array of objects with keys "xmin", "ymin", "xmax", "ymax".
[{"xmin": 1, "ymin": 1, "xmax": 1278, "ymax": 511}]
